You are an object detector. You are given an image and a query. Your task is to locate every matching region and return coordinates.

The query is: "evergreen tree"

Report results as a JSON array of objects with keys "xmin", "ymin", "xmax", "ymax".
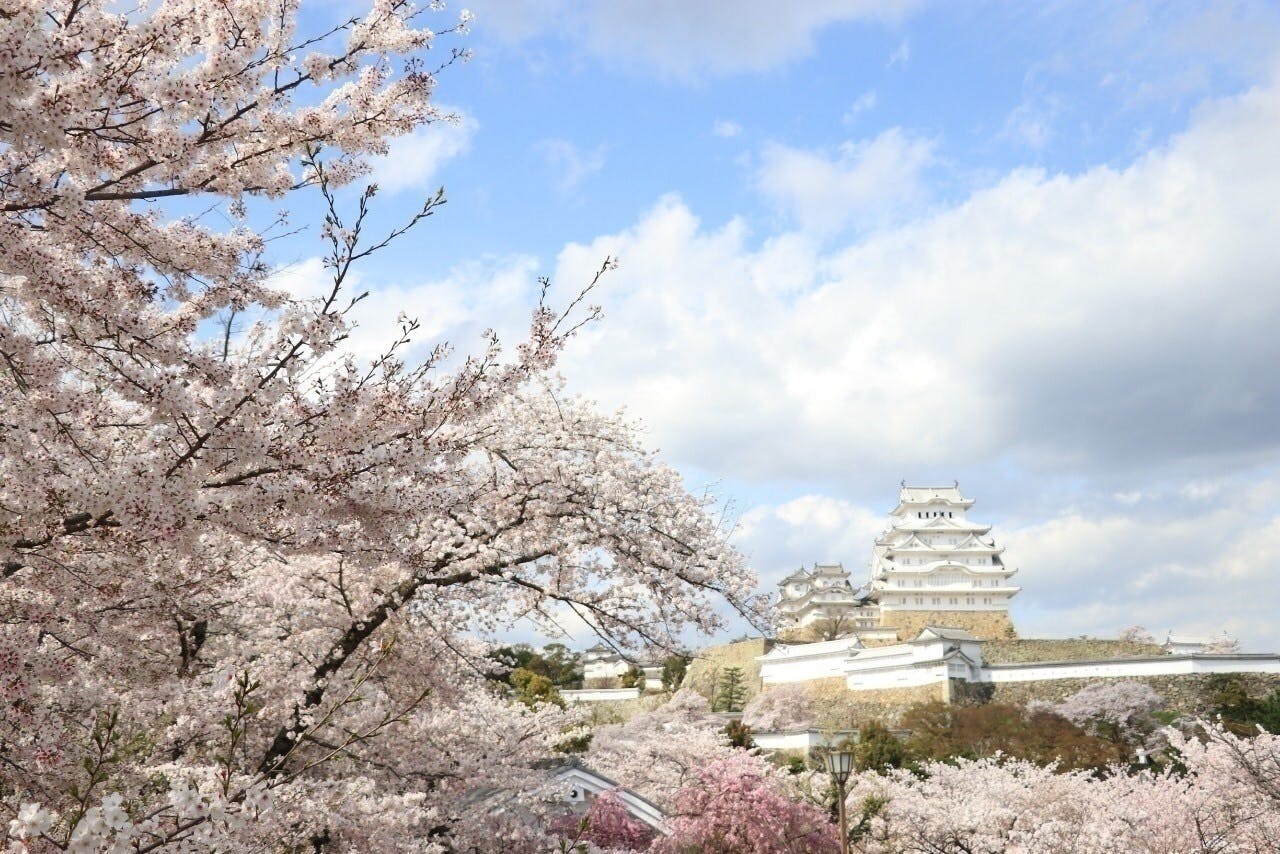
[
  {"xmin": 661, "ymin": 654, "xmax": 690, "ymax": 691},
  {"xmin": 715, "ymin": 666, "xmax": 748, "ymax": 712}
]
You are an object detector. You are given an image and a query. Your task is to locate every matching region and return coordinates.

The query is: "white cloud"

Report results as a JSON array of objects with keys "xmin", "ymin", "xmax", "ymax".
[
  {"xmin": 887, "ymin": 37, "xmax": 910, "ymax": 67},
  {"xmin": 467, "ymin": 0, "xmax": 921, "ymax": 76},
  {"xmin": 369, "ymin": 113, "xmax": 478, "ymax": 195},
  {"xmin": 755, "ymin": 127, "xmax": 936, "ymax": 235},
  {"xmin": 843, "ymin": 89, "xmax": 878, "ymax": 124},
  {"xmin": 734, "ymin": 495, "xmax": 887, "ymax": 586},
  {"xmin": 268, "ymin": 254, "xmax": 540, "ymax": 365},
  {"xmin": 552, "ymin": 79, "xmax": 1280, "ymax": 492},
  {"xmin": 713, "ymin": 119, "xmax": 743, "ymax": 138},
  {"xmin": 1000, "ymin": 479, "xmax": 1280, "ymax": 649},
  {"xmin": 539, "ymin": 138, "xmax": 607, "ymax": 195}
]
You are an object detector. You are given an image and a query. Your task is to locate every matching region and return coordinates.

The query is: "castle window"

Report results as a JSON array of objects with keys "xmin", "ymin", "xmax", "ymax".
[{"xmin": 932, "ymin": 597, "xmax": 940, "ymax": 605}]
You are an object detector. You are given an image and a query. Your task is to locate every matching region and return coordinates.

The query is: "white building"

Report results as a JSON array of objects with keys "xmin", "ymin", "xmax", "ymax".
[
  {"xmin": 759, "ymin": 626, "xmax": 1280, "ymax": 695},
  {"xmin": 582, "ymin": 643, "xmax": 629, "ymax": 683},
  {"xmin": 870, "ymin": 483, "xmax": 1020, "ymax": 619},
  {"xmin": 776, "ymin": 563, "xmax": 878, "ymax": 631},
  {"xmin": 776, "ymin": 484, "xmax": 1021, "ymax": 639}
]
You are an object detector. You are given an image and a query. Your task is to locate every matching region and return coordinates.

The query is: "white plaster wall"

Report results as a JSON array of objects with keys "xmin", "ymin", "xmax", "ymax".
[
  {"xmin": 980, "ymin": 655, "xmax": 1280, "ymax": 683},
  {"xmin": 583, "ymin": 659, "xmax": 630, "ymax": 680},
  {"xmin": 562, "ymin": 687, "xmax": 641, "ymax": 702},
  {"xmin": 759, "ymin": 641, "xmax": 860, "ymax": 684},
  {"xmin": 847, "ymin": 661, "xmax": 948, "ymax": 690}
]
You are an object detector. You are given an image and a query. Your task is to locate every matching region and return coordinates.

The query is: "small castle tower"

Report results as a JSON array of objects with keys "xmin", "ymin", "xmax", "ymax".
[
  {"xmin": 869, "ymin": 483, "xmax": 1019, "ymax": 639},
  {"xmin": 776, "ymin": 563, "xmax": 878, "ymax": 635}
]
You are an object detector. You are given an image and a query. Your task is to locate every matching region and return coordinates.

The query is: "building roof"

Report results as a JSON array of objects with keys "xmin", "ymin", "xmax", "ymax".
[
  {"xmin": 811, "ymin": 562, "xmax": 848, "ymax": 576},
  {"xmin": 913, "ymin": 626, "xmax": 979, "ymax": 642},
  {"xmin": 890, "ymin": 482, "xmax": 976, "ymax": 515},
  {"xmin": 780, "ymin": 567, "xmax": 812, "ymax": 582}
]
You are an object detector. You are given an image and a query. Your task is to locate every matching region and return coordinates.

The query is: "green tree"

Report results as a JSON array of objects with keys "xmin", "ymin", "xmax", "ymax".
[
  {"xmin": 1209, "ymin": 676, "xmax": 1280, "ymax": 735},
  {"xmin": 725, "ymin": 719, "xmax": 755, "ymax": 749},
  {"xmin": 511, "ymin": 667, "xmax": 564, "ymax": 708},
  {"xmin": 661, "ymin": 654, "xmax": 690, "ymax": 691},
  {"xmin": 620, "ymin": 664, "xmax": 644, "ymax": 689},
  {"xmin": 853, "ymin": 721, "xmax": 907, "ymax": 773},
  {"xmin": 714, "ymin": 666, "xmax": 748, "ymax": 712},
  {"xmin": 900, "ymin": 702, "xmax": 1123, "ymax": 771}
]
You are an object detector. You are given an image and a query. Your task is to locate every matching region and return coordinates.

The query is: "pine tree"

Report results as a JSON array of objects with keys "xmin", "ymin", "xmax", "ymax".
[{"xmin": 715, "ymin": 666, "xmax": 748, "ymax": 712}]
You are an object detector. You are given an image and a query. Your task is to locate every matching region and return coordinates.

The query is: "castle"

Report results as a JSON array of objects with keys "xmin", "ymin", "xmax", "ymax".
[{"xmin": 778, "ymin": 483, "xmax": 1019, "ymax": 642}]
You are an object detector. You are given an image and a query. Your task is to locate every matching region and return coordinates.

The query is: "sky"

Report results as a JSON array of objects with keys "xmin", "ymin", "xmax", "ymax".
[{"xmin": 275, "ymin": 1, "xmax": 1280, "ymax": 650}]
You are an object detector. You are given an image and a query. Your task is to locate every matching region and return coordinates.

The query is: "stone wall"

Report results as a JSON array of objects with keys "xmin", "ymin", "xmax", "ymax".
[
  {"xmin": 990, "ymin": 673, "xmax": 1280, "ymax": 715},
  {"xmin": 800, "ymin": 676, "xmax": 948, "ymax": 727},
  {"xmin": 981, "ymin": 638, "xmax": 1166, "ymax": 663},
  {"xmin": 683, "ymin": 638, "xmax": 773, "ymax": 704},
  {"xmin": 878, "ymin": 609, "xmax": 1016, "ymax": 641}
]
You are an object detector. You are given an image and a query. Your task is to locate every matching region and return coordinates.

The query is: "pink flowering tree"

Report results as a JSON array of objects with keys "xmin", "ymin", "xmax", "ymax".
[
  {"xmin": 1117, "ymin": 625, "xmax": 1156, "ymax": 645},
  {"xmin": 1200, "ymin": 635, "xmax": 1242, "ymax": 654},
  {"xmin": 653, "ymin": 752, "xmax": 839, "ymax": 854},
  {"xmin": 0, "ymin": 1, "xmax": 767, "ymax": 849},
  {"xmin": 586, "ymin": 689, "xmax": 738, "ymax": 810},
  {"xmin": 844, "ymin": 720, "xmax": 1280, "ymax": 853},
  {"xmin": 1055, "ymin": 680, "xmax": 1165, "ymax": 744},
  {"xmin": 548, "ymin": 790, "xmax": 656, "ymax": 852},
  {"xmin": 741, "ymin": 682, "xmax": 815, "ymax": 733}
]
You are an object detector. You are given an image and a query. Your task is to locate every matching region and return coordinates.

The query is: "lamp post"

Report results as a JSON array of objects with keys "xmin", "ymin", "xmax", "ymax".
[{"xmin": 825, "ymin": 747, "xmax": 854, "ymax": 854}]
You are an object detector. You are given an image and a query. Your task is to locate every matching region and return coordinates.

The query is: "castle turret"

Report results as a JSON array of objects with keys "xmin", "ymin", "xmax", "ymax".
[{"xmin": 869, "ymin": 483, "xmax": 1019, "ymax": 639}]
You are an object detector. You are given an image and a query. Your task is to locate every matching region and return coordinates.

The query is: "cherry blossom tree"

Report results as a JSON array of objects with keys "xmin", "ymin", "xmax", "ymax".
[
  {"xmin": 740, "ymin": 683, "xmax": 815, "ymax": 733},
  {"xmin": 653, "ymin": 753, "xmax": 839, "ymax": 854},
  {"xmin": 0, "ymin": 1, "xmax": 765, "ymax": 849},
  {"xmin": 1054, "ymin": 680, "xmax": 1165, "ymax": 745},
  {"xmin": 1117, "ymin": 626, "xmax": 1156, "ymax": 645},
  {"xmin": 585, "ymin": 689, "xmax": 738, "ymax": 810},
  {"xmin": 844, "ymin": 721, "xmax": 1280, "ymax": 853},
  {"xmin": 1200, "ymin": 636, "xmax": 1242, "ymax": 654},
  {"xmin": 547, "ymin": 790, "xmax": 655, "ymax": 852}
]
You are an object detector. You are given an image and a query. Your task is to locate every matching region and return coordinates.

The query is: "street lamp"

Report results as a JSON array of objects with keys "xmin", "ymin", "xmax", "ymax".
[{"xmin": 825, "ymin": 747, "xmax": 855, "ymax": 854}]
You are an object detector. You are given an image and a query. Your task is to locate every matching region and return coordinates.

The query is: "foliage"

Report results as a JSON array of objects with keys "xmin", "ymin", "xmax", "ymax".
[
  {"xmin": 585, "ymin": 690, "xmax": 735, "ymax": 810},
  {"xmin": 741, "ymin": 682, "xmax": 814, "ymax": 732},
  {"xmin": 901, "ymin": 702, "xmax": 1126, "ymax": 771},
  {"xmin": 491, "ymin": 643, "xmax": 584, "ymax": 689},
  {"xmin": 811, "ymin": 614, "xmax": 855, "ymax": 641},
  {"xmin": 511, "ymin": 667, "xmax": 566, "ymax": 708},
  {"xmin": 653, "ymin": 753, "xmax": 839, "ymax": 854},
  {"xmin": 724, "ymin": 720, "xmax": 755, "ymax": 750},
  {"xmin": 661, "ymin": 654, "xmax": 690, "ymax": 692},
  {"xmin": 1208, "ymin": 676, "xmax": 1280, "ymax": 736},
  {"xmin": 713, "ymin": 666, "xmax": 748, "ymax": 713},
  {"xmin": 1053, "ymin": 680, "xmax": 1164, "ymax": 744},
  {"xmin": 1200, "ymin": 635, "xmax": 1242, "ymax": 654},
  {"xmin": 621, "ymin": 664, "xmax": 645, "ymax": 689},
  {"xmin": 852, "ymin": 723, "xmax": 906, "ymax": 774},
  {"xmin": 0, "ymin": 1, "xmax": 768, "ymax": 848},
  {"xmin": 1117, "ymin": 625, "xmax": 1156, "ymax": 645},
  {"xmin": 548, "ymin": 790, "xmax": 655, "ymax": 852},
  {"xmin": 846, "ymin": 720, "xmax": 1280, "ymax": 852}
]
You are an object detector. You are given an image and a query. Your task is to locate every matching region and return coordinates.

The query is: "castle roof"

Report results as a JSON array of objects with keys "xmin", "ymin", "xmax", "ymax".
[
  {"xmin": 811, "ymin": 562, "xmax": 847, "ymax": 576},
  {"xmin": 781, "ymin": 567, "xmax": 812, "ymax": 583},
  {"xmin": 891, "ymin": 482, "xmax": 975, "ymax": 515}
]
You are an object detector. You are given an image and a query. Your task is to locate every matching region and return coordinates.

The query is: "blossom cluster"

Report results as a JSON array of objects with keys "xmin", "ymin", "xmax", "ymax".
[{"xmin": 0, "ymin": 2, "xmax": 765, "ymax": 849}]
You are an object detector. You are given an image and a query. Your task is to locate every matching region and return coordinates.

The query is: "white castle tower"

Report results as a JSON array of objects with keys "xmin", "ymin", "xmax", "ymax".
[{"xmin": 869, "ymin": 483, "xmax": 1019, "ymax": 639}]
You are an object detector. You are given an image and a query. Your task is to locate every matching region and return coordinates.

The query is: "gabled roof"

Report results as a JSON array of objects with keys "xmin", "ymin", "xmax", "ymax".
[
  {"xmin": 549, "ymin": 761, "xmax": 668, "ymax": 833},
  {"xmin": 811, "ymin": 562, "xmax": 848, "ymax": 576},
  {"xmin": 781, "ymin": 567, "xmax": 812, "ymax": 582},
  {"xmin": 914, "ymin": 626, "xmax": 979, "ymax": 642},
  {"xmin": 891, "ymin": 483, "xmax": 975, "ymax": 514}
]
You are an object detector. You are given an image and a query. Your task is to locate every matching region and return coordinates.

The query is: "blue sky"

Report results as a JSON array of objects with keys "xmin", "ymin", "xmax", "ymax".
[{"xmin": 275, "ymin": 1, "xmax": 1280, "ymax": 649}]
